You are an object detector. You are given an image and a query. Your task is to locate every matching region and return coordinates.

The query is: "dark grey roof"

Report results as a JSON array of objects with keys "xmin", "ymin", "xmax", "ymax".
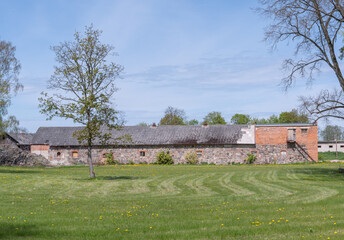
[
  {"xmin": 31, "ymin": 125, "xmax": 253, "ymax": 146},
  {"xmin": 7, "ymin": 133, "xmax": 34, "ymax": 145},
  {"xmin": 318, "ymin": 140, "xmax": 344, "ymax": 144}
]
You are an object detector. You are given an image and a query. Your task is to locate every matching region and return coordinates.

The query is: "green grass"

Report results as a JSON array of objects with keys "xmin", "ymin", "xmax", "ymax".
[
  {"xmin": 319, "ymin": 151, "xmax": 344, "ymax": 160},
  {"xmin": 1, "ymin": 164, "xmax": 344, "ymax": 239}
]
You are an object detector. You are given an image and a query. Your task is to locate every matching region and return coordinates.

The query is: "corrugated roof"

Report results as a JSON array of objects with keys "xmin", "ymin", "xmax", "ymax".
[
  {"xmin": 31, "ymin": 125, "xmax": 254, "ymax": 146},
  {"xmin": 7, "ymin": 133, "xmax": 34, "ymax": 145}
]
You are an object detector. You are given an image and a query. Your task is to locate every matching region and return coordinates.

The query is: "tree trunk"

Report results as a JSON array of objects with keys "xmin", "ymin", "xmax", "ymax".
[{"xmin": 87, "ymin": 144, "xmax": 95, "ymax": 178}]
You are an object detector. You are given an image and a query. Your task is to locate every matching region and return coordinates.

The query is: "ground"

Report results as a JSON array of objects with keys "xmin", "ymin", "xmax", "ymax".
[
  {"xmin": 1, "ymin": 164, "xmax": 344, "ymax": 239},
  {"xmin": 319, "ymin": 151, "xmax": 344, "ymax": 161}
]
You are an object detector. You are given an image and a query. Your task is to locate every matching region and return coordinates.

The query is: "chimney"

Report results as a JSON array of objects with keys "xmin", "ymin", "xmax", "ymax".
[
  {"xmin": 202, "ymin": 122, "xmax": 208, "ymax": 128},
  {"xmin": 151, "ymin": 123, "xmax": 157, "ymax": 128}
]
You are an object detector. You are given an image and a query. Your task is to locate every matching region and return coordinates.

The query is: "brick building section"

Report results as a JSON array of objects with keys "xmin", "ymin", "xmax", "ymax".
[
  {"xmin": 31, "ymin": 145, "xmax": 50, "ymax": 159},
  {"xmin": 255, "ymin": 125, "xmax": 318, "ymax": 163}
]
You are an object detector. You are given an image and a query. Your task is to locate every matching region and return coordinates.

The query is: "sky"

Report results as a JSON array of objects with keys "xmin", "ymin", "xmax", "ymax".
[{"xmin": 0, "ymin": 0, "xmax": 341, "ymax": 132}]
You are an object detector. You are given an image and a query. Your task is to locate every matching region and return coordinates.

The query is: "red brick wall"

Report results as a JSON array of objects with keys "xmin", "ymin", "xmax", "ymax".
[
  {"xmin": 255, "ymin": 125, "xmax": 318, "ymax": 161},
  {"xmin": 31, "ymin": 145, "xmax": 50, "ymax": 151}
]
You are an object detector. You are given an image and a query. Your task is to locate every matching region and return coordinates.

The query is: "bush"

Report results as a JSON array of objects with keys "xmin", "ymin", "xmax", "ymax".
[
  {"xmin": 200, "ymin": 162, "xmax": 208, "ymax": 165},
  {"xmin": 156, "ymin": 150, "xmax": 174, "ymax": 165},
  {"xmin": 105, "ymin": 152, "xmax": 119, "ymax": 165},
  {"xmin": 244, "ymin": 153, "xmax": 256, "ymax": 164},
  {"xmin": 185, "ymin": 151, "xmax": 199, "ymax": 165}
]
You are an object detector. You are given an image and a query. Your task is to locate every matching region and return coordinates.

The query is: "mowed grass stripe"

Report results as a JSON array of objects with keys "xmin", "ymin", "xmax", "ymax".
[{"xmin": 1, "ymin": 164, "xmax": 344, "ymax": 240}]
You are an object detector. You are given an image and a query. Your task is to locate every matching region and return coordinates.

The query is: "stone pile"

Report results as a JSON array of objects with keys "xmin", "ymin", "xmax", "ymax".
[{"xmin": 0, "ymin": 144, "xmax": 50, "ymax": 166}]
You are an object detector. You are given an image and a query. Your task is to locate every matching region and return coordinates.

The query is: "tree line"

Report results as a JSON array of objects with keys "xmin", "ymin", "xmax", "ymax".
[{"xmin": 137, "ymin": 107, "xmax": 310, "ymax": 126}]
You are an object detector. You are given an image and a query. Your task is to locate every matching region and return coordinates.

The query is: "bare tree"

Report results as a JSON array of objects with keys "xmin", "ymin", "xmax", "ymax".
[
  {"xmin": 299, "ymin": 88, "xmax": 344, "ymax": 121},
  {"xmin": 39, "ymin": 25, "xmax": 125, "ymax": 178},
  {"xmin": 258, "ymin": 0, "xmax": 344, "ymax": 90}
]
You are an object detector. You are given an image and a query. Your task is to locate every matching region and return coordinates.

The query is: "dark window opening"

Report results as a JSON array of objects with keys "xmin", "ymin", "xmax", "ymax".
[
  {"xmin": 57, "ymin": 152, "xmax": 61, "ymax": 158},
  {"xmin": 139, "ymin": 151, "xmax": 146, "ymax": 157},
  {"xmin": 329, "ymin": 145, "xmax": 333, "ymax": 148},
  {"xmin": 301, "ymin": 129, "xmax": 308, "ymax": 135},
  {"xmin": 318, "ymin": 145, "xmax": 321, "ymax": 148},
  {"xmin": 196, "ymin": 150, "xmax": 203, "ymax": 157}
]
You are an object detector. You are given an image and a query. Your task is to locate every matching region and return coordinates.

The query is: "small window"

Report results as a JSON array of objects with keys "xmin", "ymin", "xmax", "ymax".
[
  {"xmin": 57, "ymin": 152, "xmax": 62, "ymax": 158},
  {"xmin": 196, "ymin": 150, "xmax": 203, "ymax": 157},
  {"xmin": 318, "ymin": 145, "xmax": 321, "ymax": 148},
  {"xmin": 139, "ymin": 151, "xmax": 146, "ymax": 157},
  {"xmin": 329, "ymin": 145, "xmax": 333, "ymax": 148},
  {"xmin": 72, "ymin": 152, "xmax": 79, "ymax": 158},
  {"xmin": 301, "ymin": 129, "xmax": 308, "ymax": 135},
  {"xmin": 340, "ymin": 145, "xmax": 344, "ymax": 148}
]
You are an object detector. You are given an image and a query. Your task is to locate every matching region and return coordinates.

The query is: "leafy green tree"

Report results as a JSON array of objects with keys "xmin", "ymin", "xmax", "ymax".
[
  {"xmin": 320, "ymin": 125, "xmax": 344, "ymax": 141},
  {"xmin": 159, "ymin": 106, "xmax": 186, "ymax": 125},
  {"xmin": 203, "ymin": 111, "xmax": 226, "ymax": 125},
  {"xmin": 278, "ymin": 109, "xmax": 309, "ymax": 123},
  {"xmin": 137, "ymin": 122, "xmax": 148, "ymax": 126},
  {"xmin": 187, "ymin": 119, "xmax": 199, "ymax": 125},
  {"xmin": 0, "ymin": 40, "xmax": 23, "ymax": 135},
  {"xmin": 231, "ymin": 114, "xmax": 250, "ymax": 124},
  {"xmin": 39, "ymin": 25, "xmax": 124, "ymax": 178}
]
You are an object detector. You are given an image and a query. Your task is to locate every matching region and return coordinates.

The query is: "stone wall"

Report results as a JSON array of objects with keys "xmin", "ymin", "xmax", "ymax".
[
  {"xmin": 46, "ymin": 145, "xmax": 257, "ymax": 166},
  {"xmin": 255, "ymin": 144, "xmax": 310, "ymax": 164}
]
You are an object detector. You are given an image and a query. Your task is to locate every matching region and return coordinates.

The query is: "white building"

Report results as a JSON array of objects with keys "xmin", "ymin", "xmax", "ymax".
[{"xmin": 318, "ymin": 141, "xmax": 344, "ymax": 152}]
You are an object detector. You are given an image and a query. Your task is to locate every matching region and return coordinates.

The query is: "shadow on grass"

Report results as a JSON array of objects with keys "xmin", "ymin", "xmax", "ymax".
[
  {"xmin": 0, "ymin": 168, "xmax": 42, "ymax": 174},
  {"xmin": 293, "ymin": 167, "xmax": 344, "ymax": 181},
  {"xmin": 0, "ymin": 223, "xmax": 40, "ymax": 239},
  {"xmin": 76, "ymin": 176, "xmax": 142, "ymax": 181}
]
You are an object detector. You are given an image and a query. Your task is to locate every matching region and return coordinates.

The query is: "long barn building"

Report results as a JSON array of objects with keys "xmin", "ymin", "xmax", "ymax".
[{"xmin": 3, "ymin": 123, "xmax": 318, "ymax": 165}]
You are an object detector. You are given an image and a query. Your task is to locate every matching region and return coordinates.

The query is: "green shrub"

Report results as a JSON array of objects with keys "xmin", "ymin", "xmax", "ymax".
[
  {"xmin": 129, "ymin": 160, "xmax": 135, "ymax": 165},
  {"xmin": 156, "ymin": 150, "xmax": 174, "ymax": 165},
  {"xmin": 244, "ymin": 153, "xmax": 256, "ymax": 164},
  {"xmin": 200, "ymin": 162, "xmax": 208, "ymax": 165},
  {"xmin": 185, "ymin": 151, "xmax": 199, "ymax": 165},
  {"xmin": 106, "ymin": 152, "xmax": 119, "ymax": 165}
]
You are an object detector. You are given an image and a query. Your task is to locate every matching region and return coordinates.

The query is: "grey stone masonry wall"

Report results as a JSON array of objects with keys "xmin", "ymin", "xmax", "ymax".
[
  {"xmin": 47, "ymin": 145, "xmax": 256, "ymax": 166},
  {"xmin": 256, "ymin": 144, "xmax": 309, "ymax": 164},
  {"xmin": 46, "ymin": 143, "xmax": 311, "ymax": 166}
]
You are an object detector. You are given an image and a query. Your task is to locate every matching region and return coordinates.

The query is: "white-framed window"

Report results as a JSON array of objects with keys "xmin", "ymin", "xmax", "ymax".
[{"xmin": 139, "ymin": 151, "xmax": 146, "ymax": 157}]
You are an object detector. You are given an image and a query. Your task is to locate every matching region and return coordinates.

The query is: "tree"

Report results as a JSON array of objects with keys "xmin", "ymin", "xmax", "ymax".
[
  {"xmin": 258, "ymin": 0, "xmax": 344, "ymax": 121},
  {"xmin": 203, "ymin": 111, "xmax": 226, "ymax": 125},
  {"xmin": 231, "ymin": 114, "xmax": 250, "ymax": 124},
  {"xmin": 320, "ymin": 125, "xmax": 344, "ymax": 141},
  {"xmin": 39, "ymin": 25, "xmax": 124, "ymax": 178},
  {"xmin": 186, "ymin": 119, "xmax": 199, "ymax": 125},
  {"xmin": 278, "ymin": 109, "xmax": 309, "ymax": 123},
  {"xmin": 299, "ymin": 89, "xmax": 344, "ymax": 121},
  {"xmin": 0, "ymin": 40, "xmax": 22, "ymax": 135},
  {"xmin": 137, "ymin": 122, "xmax": 148, "ymax": 126},
  {"xmin": 159, "ymin": 106, "xmax": 186, "ymax": 125}
]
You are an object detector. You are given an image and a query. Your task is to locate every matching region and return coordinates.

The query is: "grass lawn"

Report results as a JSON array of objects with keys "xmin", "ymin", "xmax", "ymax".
[
  {"xmin": 319, "ymin": 151, "xmax": 344, "ymax": 160},
  {"xmin": 1, "ymin": 164, "xmax": 344, "ymax": 239}
]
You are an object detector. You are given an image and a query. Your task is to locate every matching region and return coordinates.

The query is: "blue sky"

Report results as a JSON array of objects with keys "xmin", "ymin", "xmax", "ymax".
[{"xmin": 0, "ymin": 0, "xmax": 341, "ymax": 132}]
